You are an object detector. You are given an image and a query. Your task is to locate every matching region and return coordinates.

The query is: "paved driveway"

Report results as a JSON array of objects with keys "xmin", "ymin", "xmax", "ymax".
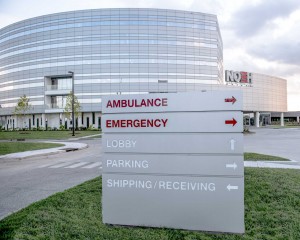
[
  {"xmin": 244, "ymin": 127, "xmax": 300, "ymax": 162},
  {"xmin": 0, "ymin": 138, "xmax": 102, "ymax": 220}
]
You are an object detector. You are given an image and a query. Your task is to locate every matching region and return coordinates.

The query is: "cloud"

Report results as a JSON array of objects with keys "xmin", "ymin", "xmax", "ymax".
[
  {"xmin": 249, "ymin": 41, "xmax": 300, "ymax": 65},
  {"xmin": 229, "ymin": 0, "xmax": 300, "ymax": 38},
  {"xmin": 245, "ymin": 9, "xmax": 300, "ymax": 66}
]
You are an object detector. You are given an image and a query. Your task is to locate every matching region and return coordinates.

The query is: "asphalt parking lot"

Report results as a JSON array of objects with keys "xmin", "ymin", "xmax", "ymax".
[{"xmin": 244, "ymin": 127, "xmax": 300, "ymax": 162}]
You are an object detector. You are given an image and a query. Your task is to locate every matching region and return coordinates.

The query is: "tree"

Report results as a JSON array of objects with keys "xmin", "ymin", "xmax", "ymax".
[
  {"xmin": 64, "ymin": 92, "xmax": 81, "ymax": 122},
  {"xmin": 14, "ymin": 94, "xmax": 32, "ymax": 129}
]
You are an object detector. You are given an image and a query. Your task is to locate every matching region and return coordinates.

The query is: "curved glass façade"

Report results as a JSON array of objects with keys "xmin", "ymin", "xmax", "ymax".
[{"xmin": 0, "ymin": 8, "xmax": 222, "ymax": 129}]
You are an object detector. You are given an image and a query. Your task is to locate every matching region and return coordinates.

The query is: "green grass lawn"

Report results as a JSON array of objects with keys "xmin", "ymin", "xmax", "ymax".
[
  {"xmin": 0, "ymin": 142, "xmax": 64, "ymax": 155},
  {"xmin": 244, "ymin": 152, "xmax": 289, "ymax": 161},
  {"xmin": 0, "ymin": 130, "xmax": 100, "ymax": 140},
  {"xmin": 0, "ymin": 168, "xmax": 299, "ymax": 240}
]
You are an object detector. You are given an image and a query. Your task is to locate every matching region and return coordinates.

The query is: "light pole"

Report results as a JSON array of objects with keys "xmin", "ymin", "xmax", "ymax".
[{"xmin": 68, "ymin": 71, "xmax": 75, "ymax": 136}]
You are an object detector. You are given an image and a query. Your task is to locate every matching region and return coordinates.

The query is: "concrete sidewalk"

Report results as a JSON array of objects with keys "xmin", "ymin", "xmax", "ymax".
[
  {"xmin": 68, "ymin": 133, "xmax": 101, "ymax": 141},
  {"xmin": 0, "ymin": 141, "xmax": 88, "ymax": 160},
  {"xmin": 244, "ymin": 160, "xmax": 300, "ymax": 170}
]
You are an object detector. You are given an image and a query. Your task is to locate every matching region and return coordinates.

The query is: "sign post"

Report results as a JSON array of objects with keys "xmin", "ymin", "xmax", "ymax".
[{"xmin": 101, "ymin": 91, "xmax": 244, "ymax": 234}]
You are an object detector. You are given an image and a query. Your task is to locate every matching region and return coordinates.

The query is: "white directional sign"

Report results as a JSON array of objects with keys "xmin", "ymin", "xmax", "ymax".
[
  {"xmin": 101, "ymin": 91, "xmax": 245, "ymax": 234},
  {"xmin": 103, "ymin": 133, "xmax": 243, "ymax": 154},
  {"xmin": 103, "ymin": 154, "xmax": 244, "ymax": 176},
  {"xmin": 102, "ymin": 112, "xmax": 243, "ymax": 133},
  {"xmin": 103, "ymin": 174, "xmax": 244, "ymax": 233},
  {"xmin": 102, "ymin": 91, "xmax": 243, "ymax": 113}
]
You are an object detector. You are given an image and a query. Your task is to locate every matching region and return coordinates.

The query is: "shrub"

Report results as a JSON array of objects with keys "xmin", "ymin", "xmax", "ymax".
[{"xmin": 87, "ymin": 125, "xmax": 97, "ymax": 131}]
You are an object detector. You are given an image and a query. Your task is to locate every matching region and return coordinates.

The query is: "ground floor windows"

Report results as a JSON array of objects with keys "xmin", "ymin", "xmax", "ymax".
[
  {"xmin": 92, "ymin": 112, "xmax": 95, "ymax": 125},
  {"xmin": 98, "ymin": 117, "xmax": 101, "ymax": 129},
  {"xmin": 0, "ymin": 112, "xmax": 103, "ymax": 130},
  {"xmin": 86, "ymin": 117, "xmax": 90, "ymax": 128}
]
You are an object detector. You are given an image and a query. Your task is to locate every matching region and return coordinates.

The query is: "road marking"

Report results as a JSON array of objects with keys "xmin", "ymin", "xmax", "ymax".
[
  {"xmin": 82, "ymin": 162, "xmax": 102, "ymax": 169},
  {"xmin": 38, "ymin": 162, "xmax": 102, "ymax": 169},
  {"xmin": 64, "ymin": 162, "xmax": 89, "ymax": 168},
  {"xmin": 49, "ymin": 162, "xmax": 75, "ymax": 168},
  {"xmin": 37, "ymin": 163, "xmax": 59, "ymax": 168}
]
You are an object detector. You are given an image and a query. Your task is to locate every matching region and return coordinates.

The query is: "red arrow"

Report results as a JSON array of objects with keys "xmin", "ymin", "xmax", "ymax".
[
  {"xmin": 225, "ymin": 96, "xmax": 237, "ymax": 104},
  {"xmin": 225, "ymin": 118, "xmax": 237, "ymax": 126}
]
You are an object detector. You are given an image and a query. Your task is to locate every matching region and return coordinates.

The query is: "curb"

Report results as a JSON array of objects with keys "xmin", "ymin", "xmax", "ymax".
[
  {"xmin": 0, "ymin": 141, "xmax": 88, "ymax": 161},
  {"xmin": 68, "ymin": 133, "xmax": 102, "ymax": 141}
]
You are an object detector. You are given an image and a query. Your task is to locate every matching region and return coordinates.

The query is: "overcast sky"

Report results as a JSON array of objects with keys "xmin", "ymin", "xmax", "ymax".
[{"xmin": 0, "ymin": 0, "xmax": 299, "ymax": 111}]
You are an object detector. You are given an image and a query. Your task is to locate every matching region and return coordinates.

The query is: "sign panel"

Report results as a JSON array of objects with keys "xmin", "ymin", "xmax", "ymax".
[
  {"xmin": 102, "ymin": 91, "xmax": 244, "ymax": 234},
  {"xmin": 101, "ymin": 91, "xmax": 242, "ymax": 113},
  {"xmin": 102, "ymin": 174, "xmax": 244, "ymax": 233},
  {"xmin": 103, "ymin": 133, "xmax": 243, "ymax": 154},
  {"xmin": 103, "ymin": 112, "xmax": 243, "ymax": 133},
  {"xmin": 103, "ymin": 154, "xmax": 244, "ymax": 176}
]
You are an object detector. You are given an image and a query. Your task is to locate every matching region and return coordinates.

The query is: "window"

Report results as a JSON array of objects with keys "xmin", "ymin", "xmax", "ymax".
[
  {"xmin": 98, "ymin": 117, "xmax": 101, "ymax": 129},
  {"xmin": 92, "ymin": 112, "xmax": 95, "ymax": 124},
  {"xmin": 33, "ymin": 114, "xmax": 35, "ymax": 125}
]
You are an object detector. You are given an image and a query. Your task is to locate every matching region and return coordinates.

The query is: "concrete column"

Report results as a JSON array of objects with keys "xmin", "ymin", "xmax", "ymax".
[
  {"xmin": 280, "ymin": 112, "xmax": 284, "ymax": 127},
  {"xmin": 297, "ymin": 116, "xmax": 299, "ymax": 123},
  {"xmin": 255, "ymin": 112, "xmax": 260, "ymax": 128},
  {"xmin": 78, "ymin": 115, "xmax": 82, "ymax": 128},
  {"xmin": 13, "ymin": 116, "xmax": 16, "ymax": 129},
  {"xmin": 59, "ymin": 113, "xmax": 62, "ymax": 127}
]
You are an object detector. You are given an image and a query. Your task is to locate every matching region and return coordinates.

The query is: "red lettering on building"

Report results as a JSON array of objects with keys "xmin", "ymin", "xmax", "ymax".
[{"xmin": 240, "ymin": 72, "xmax": 248, "ymax": 83}]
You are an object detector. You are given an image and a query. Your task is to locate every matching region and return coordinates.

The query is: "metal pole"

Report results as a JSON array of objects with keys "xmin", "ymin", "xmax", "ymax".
[{"xmin": 68, "ymin": 71, "xmax": 75, "ymax": 136}]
